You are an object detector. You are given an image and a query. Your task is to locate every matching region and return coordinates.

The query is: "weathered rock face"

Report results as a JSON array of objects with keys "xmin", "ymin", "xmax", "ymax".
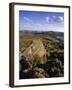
[{"xmin": 20, "ymin": 39, "xmax": 46, "ymax": 65}]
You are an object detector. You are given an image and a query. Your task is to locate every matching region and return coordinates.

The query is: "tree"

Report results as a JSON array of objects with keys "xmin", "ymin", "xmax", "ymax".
[{"xmin": 20, "ymin": 56, "xmax": 31, "ymax": 72}]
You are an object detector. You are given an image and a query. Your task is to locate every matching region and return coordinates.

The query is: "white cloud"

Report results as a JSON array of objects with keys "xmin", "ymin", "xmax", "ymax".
[
  {"xmin": 58, "ymin": 16, "xmax": 64, "ymax": 22},
  {"xmin": 52, "ymin": 15, "xmax": 64, "ymax": 23},
  {"xmin": 45, "ymin": 16, "xmax": 50, "ymax": 23},
  {"xmin": 24, "ymin": 16, "xmax": 33, "ymax": 22},
  {"xmin": 47, "ymin": 28, "xmax": 64, "ymax": 32},
  {"xmin": 54, "ymin": 28, "xmax": 64, "ymax": 32},
  {"xmin": 37, "ymin": 24, "xmax": 42, "ymax": 26},
  {"xmin": 45, "ymin": 15, "xmax": 64, "ymax": 24},
  {"xmin": 52, "ymin": 15, "xmax": 56, "ymax": 19}
]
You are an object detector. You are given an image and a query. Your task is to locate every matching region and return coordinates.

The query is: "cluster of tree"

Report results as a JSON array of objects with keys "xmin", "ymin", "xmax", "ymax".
[{"xmin": 19, "ymin": 53, "xmax": 64, "ymax": 79}]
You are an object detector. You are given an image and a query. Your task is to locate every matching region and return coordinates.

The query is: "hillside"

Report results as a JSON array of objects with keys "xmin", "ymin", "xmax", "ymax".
[{"xmin": 19, "ymin": 31, "xmax": 64, "ymax": 79}]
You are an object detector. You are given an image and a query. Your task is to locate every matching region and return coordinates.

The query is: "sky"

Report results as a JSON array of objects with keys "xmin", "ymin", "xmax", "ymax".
[{"xmin": 19, "ymin": 10, "xmax": 64, "ymax": 32}]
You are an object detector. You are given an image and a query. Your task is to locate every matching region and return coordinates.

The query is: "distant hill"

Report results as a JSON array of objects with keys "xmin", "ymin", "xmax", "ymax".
[
  {"xmin": 43, "ymin": 31, "xmax": 64, "ymax": 41},
  {"xmin": 20, "ymin": 30, "xmax": 64, "ymax": 41}
]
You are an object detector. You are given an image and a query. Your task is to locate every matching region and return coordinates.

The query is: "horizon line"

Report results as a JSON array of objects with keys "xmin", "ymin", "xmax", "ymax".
[{"xmin": 19, "ymin": 30, "xmax": 64, "ymax": 32}]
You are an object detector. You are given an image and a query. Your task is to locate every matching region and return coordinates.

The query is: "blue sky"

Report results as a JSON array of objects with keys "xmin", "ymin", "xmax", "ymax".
[{"xmin": 19, "ymin": 10, "xmax": 64, "ymax": 32}]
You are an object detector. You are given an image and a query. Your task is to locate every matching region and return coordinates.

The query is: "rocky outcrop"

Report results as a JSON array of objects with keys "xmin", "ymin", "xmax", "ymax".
[{"xmin": 20, "ymin": 39, "xmax": 46, "ymax": 65}]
